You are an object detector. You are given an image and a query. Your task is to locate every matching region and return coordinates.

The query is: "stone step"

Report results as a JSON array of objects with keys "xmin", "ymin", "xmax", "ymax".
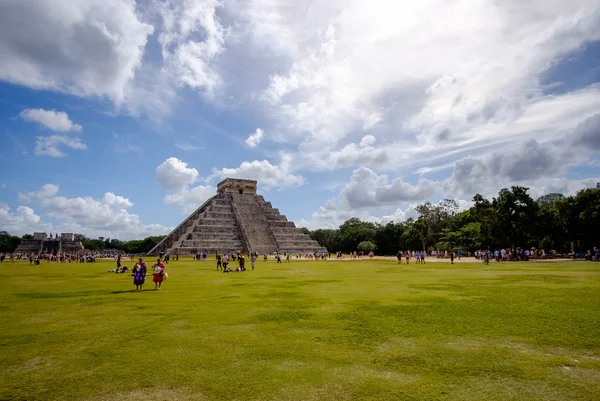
[
  {"xmin": 277, "ymin": 240, "xmax": 323, "ymax": 248},
  {"xmin": 197, "ymin": 218, "xmax": 236, "ymax": 226},
  {"xmin": 272, "ymin": 233, "xmax": 312, "ymax": 241},
  {"xmin": 169, "ymin": 246, "xmax": 241, "ymax": 255},
  {"xmin": 269, "ymin": 221, "xmax": 296, "ymax": 228},
  {"xmin": 193, "ymin": 225, "xmax": 239, "ymax": 233},
  {"xmin": 180, "ymin": 239, "xmax": 244, "ymax": 248},
  {"xmin": 203, "ymin": 211, "xmax": 235, "ymax": 219},
  {"xmin": 210, "ymin": 205, "xmax": 233, "ymax": 212},
  {"xmin": 186, "ymin": 233, "xmax": 239, "ymax": 241}
]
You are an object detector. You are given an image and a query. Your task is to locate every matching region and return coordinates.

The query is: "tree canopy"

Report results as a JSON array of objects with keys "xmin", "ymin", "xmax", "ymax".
[{"xmin": 306, "ymin": 184, "xmax": 600, "ymax": 254}]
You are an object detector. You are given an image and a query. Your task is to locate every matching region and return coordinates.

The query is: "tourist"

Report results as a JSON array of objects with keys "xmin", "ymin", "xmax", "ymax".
[
  {"xmin": 223, "ymin": 253, "xmax": 229, "ymax": 271},
  {"xmin": 152, "ymin": 258, "xmax": 165, "ymax": 290},
  {"xmin": 133, "ymin": 258, "xmax": 147, "ymax": 291}
]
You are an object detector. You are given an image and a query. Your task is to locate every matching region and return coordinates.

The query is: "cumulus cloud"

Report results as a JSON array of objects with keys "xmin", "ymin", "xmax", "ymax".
[
  {"xmin": 0, "ymin": 204, "xmax": 53, "ymax": 236},
  {"xmin": 156, "ymin": 157, "xmax": 215, "ymax": 214},
  {"xmin": 164, "ymin": 185, "xmax": 215, "ymax": 214},
  {"xmin": 443, "ymin": 139, "xmax": 573, "ymax": 198},
  {"xmin": 0, "ymin": 0, "xmax": 153, "ymax": 104},
  {"xmin": 325, "ymin": 135, "xmax": 389, "ymax": 169},
  {"xmin": 570, "ymin": 113, "xmax": 600, "ymax": 151},
  {"xmin": 339, "ymin": 167, "xmax": 438, "ymax": 209},
  {"xmin": 18, "ymin": 184, "xmax": 170, "ymax": 240},
  {"xmin": 20, "ymin": 109, "xmax": 82, "ymax": 132},
  {"xmin": 35, "ymin": 135, "xmax": 87, "ymax": 158},
  {"xmin": 297, "ymin": 167, "xmax": 440, "ymax": 229},
  {"xmin": 245, "ymin": 128, "xmax": 264, "ymax": 148},
  {"xmin": 156, "ymin": 157, "xmax": 199, "ymax": 192},
  {"xmin": 217, "ymin": 153, "xmax": 304, "ymax": 189},
  {"xmin": 156, "ymin": 0, "xmax": 227, "ymax": 98}
]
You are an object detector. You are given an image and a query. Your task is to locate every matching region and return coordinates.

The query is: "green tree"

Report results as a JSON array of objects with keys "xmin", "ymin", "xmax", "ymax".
[
  {"xmin": 357, "ymin": 240, "xmax": 377, "ymax": 253},
  {"xmin": 337, "ymin": 218, "xmax": 377, "ymax": 252},
  {"xmin": 309, "ymin": 229, "xmax": 339, "ymax": 252},
  {"xmin": 492, "ymin": 186, "xmax": 538, "ymax": 249},
  {"xmin": 415, "ymin": 199, "xmax": 458, "ymax": 252},
  {"xmin": 374, "ymin": 222, "xmax": 405, "ymax": 255},
  {"xmin": 0, "ymin": 233, "xmax": 21, "ymax": 253}
]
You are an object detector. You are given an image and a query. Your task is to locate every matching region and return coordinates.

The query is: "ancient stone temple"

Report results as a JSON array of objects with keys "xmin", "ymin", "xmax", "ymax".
[
  {"xmin": 148, "ymin": 178, "xmax": 327, "ymax": 256},
  {"xmin": 14, "ymin": 232, "xmax": 84, "ymax": 255}
]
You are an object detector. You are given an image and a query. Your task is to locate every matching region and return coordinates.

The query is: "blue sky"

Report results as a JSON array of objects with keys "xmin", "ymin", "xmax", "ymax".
[{"xmin": 0, "ymin": 0, "xmax": 599, "ymax": 240}]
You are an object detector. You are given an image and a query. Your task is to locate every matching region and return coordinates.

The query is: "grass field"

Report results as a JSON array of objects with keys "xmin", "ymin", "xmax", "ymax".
[{"xmin": 0, "ymin": 258, "xmax": 599, "ymax": 401}]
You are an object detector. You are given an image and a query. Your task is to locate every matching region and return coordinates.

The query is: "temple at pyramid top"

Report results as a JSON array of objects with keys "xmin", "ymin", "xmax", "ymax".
[
  {"xmin": 217, "ymin": 178, "xmax": 257, "ymax": 194},
  {"xmin": 148, "ymin": 178, "xmax": 326, "ymax": 256}
]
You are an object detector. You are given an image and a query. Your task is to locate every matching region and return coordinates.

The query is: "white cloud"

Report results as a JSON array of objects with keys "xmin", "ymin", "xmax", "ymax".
[
  {"xmin": 0, "ymin": 0, "xmax": 153, "ymax": 104},
  {"xmin": 245, "ymin": 128, "xmax": 264, "ymax": 148},
  {"xmin": 156, "ymin": 157, "xmax": 199, "ymax": 192},
  {"xmin": 18, "ymin": 185, "xmax": 170, "ymax": 240},
  {"xmin": 20, "ymin": 109, "xmax": 82, "ymax": 132},
  {"xmin": 297, "ymin": 167, "xmax": 440, "ymax": 229},
  {"xmin": 325, "ymin": 136, "xmax": 388, "ymax": 169},
  {"xmin": 175, "ymin": 143, "xmax": 204, "ymax": 152},
  {"xmin": 359, "ymin": 135, "xmax": 376, "ymax": 147},
  {"xmin": 217, "ymin": 153, "xmax": 304, "ymax": 189},
  {"xmin": 164, "ymin": 185, "xmax": 215, "ymax": 214},
  {"xmin": 156, "ymin": 0, "xmax": 227, "ymax": 98},
  {"xmin": 35, "ymin": 135, "xmax": 87, "ymax": 158},
  {"xmin": 237, "ymin": 0, "xmax": 600, "ymax": 177},
  {"xmin": 0, "ymin": 204, "xmax": 53, "ymax": 236},
  {"xmin": 156, "ymin": 157, "xmax": 215, "ymax": 214},
  {"xmin": 339, "ymin": 167, "xmax": 438, "ymax": 209}
]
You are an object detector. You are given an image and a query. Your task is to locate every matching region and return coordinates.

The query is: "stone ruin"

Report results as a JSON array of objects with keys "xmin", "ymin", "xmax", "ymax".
[
  {"xmin": 148, "ymin": 178, "xmax": 327, "ymax": 256},
  {"xmin": 14, "ymin": 232, "xmax": 84, "ymax": 255}
]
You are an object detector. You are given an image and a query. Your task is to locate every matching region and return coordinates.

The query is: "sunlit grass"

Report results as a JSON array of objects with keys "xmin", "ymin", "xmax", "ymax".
[{"xmin": 0, "ymin": 258, "xmax": 599, "ymax": 400}]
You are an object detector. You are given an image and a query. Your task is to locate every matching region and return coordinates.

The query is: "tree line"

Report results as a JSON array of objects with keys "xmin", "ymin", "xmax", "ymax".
[
  {"xmin": 0, "ymin": 233, "xmax": 165, "ymax": 254},
  {"xmin": 305, "ymin": 184, "xmax": 600, "ymax": 255}
]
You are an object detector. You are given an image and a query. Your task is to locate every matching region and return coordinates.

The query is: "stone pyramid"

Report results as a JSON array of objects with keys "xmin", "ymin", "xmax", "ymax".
[{"xmin": 148, "ymin": 178, "xmax": 327, "ymax": 256}]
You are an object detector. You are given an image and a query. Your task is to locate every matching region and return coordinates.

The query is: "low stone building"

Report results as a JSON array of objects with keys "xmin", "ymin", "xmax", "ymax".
[{"xmin": 14, "ymin": 232, "xmax": 84, "ymax": 255}]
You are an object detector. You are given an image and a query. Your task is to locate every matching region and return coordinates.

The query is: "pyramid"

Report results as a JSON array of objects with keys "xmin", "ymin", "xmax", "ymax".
[{"xmin": 148, "ymin": 178, "xmax": 327, "ymax": 256}]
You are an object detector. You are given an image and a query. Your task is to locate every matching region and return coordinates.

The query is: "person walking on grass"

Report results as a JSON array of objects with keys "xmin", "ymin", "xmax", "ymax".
[
  {"xmin": 251, "ymin": 253, "xmax": 256, "ymax": 270},
  {"xmin": 450, "ymin": 251, "xmax": 455, "ymax": 265},
  {"xmin": 152, "ymin": 258, "xmax": 165, "ymax": 290},
  {"xmin": 216, "ymin": 252, "xmax": 222, "ymax": 270},
  {"xmin": 133, "ymin": 257, "xmax": 147, "ymax": 291}
]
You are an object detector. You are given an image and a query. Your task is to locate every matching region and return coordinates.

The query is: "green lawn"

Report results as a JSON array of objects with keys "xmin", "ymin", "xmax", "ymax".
[{"xmin": 0, "ymin": 258, "xmax": 599, "ymax": 401}]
